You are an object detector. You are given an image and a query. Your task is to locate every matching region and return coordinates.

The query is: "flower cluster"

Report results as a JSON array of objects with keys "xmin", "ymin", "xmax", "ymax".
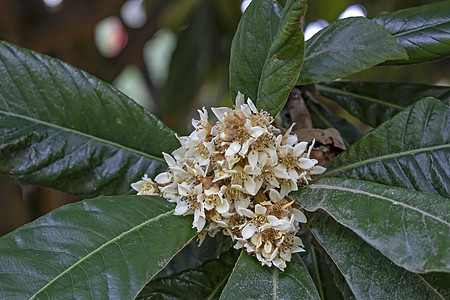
[{"xmin": 132, "ymin": 93, "xmax": 325, "ymax": 271}]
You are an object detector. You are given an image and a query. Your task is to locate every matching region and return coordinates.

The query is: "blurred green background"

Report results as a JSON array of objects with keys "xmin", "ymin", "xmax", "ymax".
[{"xmin": 0, "ymin": 0, "xmax": 448, "ymax": 236}]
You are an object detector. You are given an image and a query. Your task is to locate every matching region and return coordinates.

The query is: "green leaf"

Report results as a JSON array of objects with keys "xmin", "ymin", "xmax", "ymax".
[
  {"xmin": 308, "ymin": 211, "xmax": 446, "ymax": 300},
  {"xmin": 229, "ymin": 0, "xmax": 306, "ymax": 116},
  {"xmin": 0, "ymin": 195, "xmax": 196, "ymax": 299},
  {"xmin": 420, "ymin": 272, "xmax": 450, "ymax": 299},
  {"xmin": 297, "ymin": 17, "xmax": 408, "ymax": 85},
  {"xmin": 0, "ymin": 41, "xmax": 179, "ymax": 197},
  {"xmin": 294, "ymin": 177, "xmax": 450, "ymax": 273},
  {"xmin": 326, "ymin": 97, "xmax": 450, "ymax": 198},
  {"xmin": 137, "ymin": 249, "xmax": 239, "ymax": 300},
  {"xmin": 219, "ymin": 251, "xmax": 320, "ymax": 299},
  {"xmin": 374, "ymin": 1, "xmax": 450, "ymax": 65},
  {"xmin": 307, "ymin": 99, "xmax": 363, "ymax": 146},
  {"xmin": 161, "ymin": 1, "xmax": 214, "ymax": 131},
  {"xmin": 316, "ymin": 81, "xmax": 450, "ymax": 127}
]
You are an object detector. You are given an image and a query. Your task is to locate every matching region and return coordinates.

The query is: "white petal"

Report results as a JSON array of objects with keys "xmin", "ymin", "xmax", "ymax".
[
  {"xmin": 264, "ymin": 242, "xmax": 272, "ymax": 254},
  {"xmin": 258, "ymin": 152, "xmax": 269, "ymax": 167},
  {"xmin": 241, "ymin": 104, "xmax": 252, "ymax": 117},
  {"xmin": 267, "ymin": 215, "xmax": 282, "ymax": 225},
  {"xmin": 177, "ymin": 183, "xmax": 191, "ymax": 196},
  {"xmin": 293, "ymin": 142, "xmax": 308, "ymax": 156},
  {"xmin": 211, "ymin": 107, "xmax": 231, "ymax": 123},
  {"xmin": 311, "ymin": 165, "xmax": 326, "ymax": 175},
  {"xmin": 244, "ymin": 176, "xmax": 257, "ymax": 195},
  {"xmin": 235, "ymin": 91, "xmax": 245, "ymax": 107},
  {"xmin": 174, "ymin": 202, "xmax": 188, "ymax": 215},
  {"xmin": 239, "ymin": 138, "xmax": 254, "ymax": 156},
  {"xmin": 285, "ymin": 123, "xmax": 295, "ymax": 136},
  {"xmin": 273, "ymin": 220, "xmax": 291, "ymax": 231},
  {"xmin": 298, "ymin": 158, "xmax": 315, "ymax": 170},
  {"xmin": 247, "ymin": 99, "xmax": 258, "ymax": 113},
  {"xmin": 286, "ymin": 134, "xmax": 297, "ymax": 146},
  {"xmin": 154, "ymin": 172, "xmax": 171, "ymax": 184},
  {"xmin": 194, "ymin": 217, "xmax": 206, "ymax": 232},
  {"xmin": 240, "ymin": 207, "xmax": 254, "ymax": 218},
  {"xmin": 225, "ymin": 141, "xmax": 241, "ymax": 156},
  {"xmin": 273, "ymin": 166, "xmax": 290, "ymax": 179},
  {"xmin": 242, "ymin": 223, "xmax": 257, "ymax": 239},
  {"xmin": 269, "ymin": 189, "xmax": 283, "ymax": 203},
  {"xmin": 162, "ymin": 152, "xmax": 176, "ymax": 167},
  {"xmin": 255, "ymin": 204, "xmax": 267, "ymax": 215},
  {"xmin": 248, "ymin": 150, "xmax": 258, "ymax": 169},
  {"xmin": 307, "ymin": 139, "xmax": 315, "ymax": 157},
  {"xmin": 243, "ymin": 165, "xmax": 260, "ymax": 176},
  {"xmin": 292, "ymin": 237, "xmax": 305, "ymax": 253},
  {"xmin": 216, "ymin": 199, "xmax": 230, "ymax": 214},
  {"xmin": 293, "ymin": 208, "xmax": 307, "ymax": 223},
  {"xmin": 249, "ymin": 126, "xmax": 265, "ymax": 139}
]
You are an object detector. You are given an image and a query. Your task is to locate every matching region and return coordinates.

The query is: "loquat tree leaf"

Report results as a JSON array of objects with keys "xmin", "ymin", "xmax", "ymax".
[
  {"xmin": 293, "ymin": 177, "xmax": 450, "ymax": 273},
  {"xmin": 326, "ymin": 97, "xmax": 450, "ymax": 198},
  {"xmin": 308, "ymin": 211, "xmax": 446, "ymax": 299},
  {"xmin": 374, "ymin": 1, "xmax": 450, "ymax": 65},
  {"xmin": 219, "ymin": 250, "xmax": 320, "ymax": 299},
  {"xmin": 316, "ymin": 81, "xmax": 450, "ymax": 127},
  {"xmin": 0, "ymin": 41, "xmax": 179, "ymax": 197},
  {"xmin": 0, "ymin": 195, "xmax": 196, "ymax": 299},
  {"xmin": 229, "ymin": 0, "xmax": 306, "ymax": 116},
  {"xmin": 297, "ymin": 17, "xmax": 408, "ymax": 85},
  {"xmin": 137, "ymin": 250, "xmax": 239, "ymax": 300}
]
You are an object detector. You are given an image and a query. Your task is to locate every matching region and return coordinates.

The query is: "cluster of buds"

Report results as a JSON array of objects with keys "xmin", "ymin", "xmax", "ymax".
[{"xmin": 132, "ymin": 93, "xmax": 325, "ymax": 271}]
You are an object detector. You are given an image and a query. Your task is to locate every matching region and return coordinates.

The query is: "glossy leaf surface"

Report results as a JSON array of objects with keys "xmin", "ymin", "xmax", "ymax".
[
  {"xmin": 137, "ymin": 250, "xmax": 239, "ymax": 300},
  {"xmin": 294, "ymin": 178, "xmax": 450, "ymax": 273},
  {"xmin": 308, "ymin": 211, "xmax": 445, "ymax": 300},
  {"xmin": 0, "ymin": 41, "xmax": 179, "ymax": 197},
  {"xmin": 229, "ymin": 0, "xmax": 306, "ymax": 116},
  {"xmin": 326, "ymin": 98, "xmax": 450, "ymax": 198},
  {"xmin": 0, "ymin": 195, "xmax": 196, "ymax": 300},
  {"xmin": 374, "ymin": 1, "xmax": 450, "ymax": 65},
  {"xmin": 219, "ymin": 251, "xmax": 320, "ymax": 299},
  {"xmin": 298, "ymin": 17, "xmax": 408, "ymax": 85},
  {"xmin": 317, "ymin": 81, "xmax": 450, "ymax": 127}
]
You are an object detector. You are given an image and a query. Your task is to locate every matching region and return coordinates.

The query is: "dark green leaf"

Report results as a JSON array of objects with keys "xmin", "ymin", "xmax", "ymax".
[
  {"xmin": 308, "ymin": 231, "xmax": 355, "ymax": 300},
  {"xmin": 304, "ymin": 228, "xmax": 353, "ymax": 300},
  {"xmin": 161, "ymin": 1, "xmax": 214, "ymax": 131},
  {"xmin": 297, "ymin": 17, "xmax": 408, "ymax": 85},
  {"xmin": 420, "ymin": 272, "xmax": 450, "ymax": 298},
  {"xmin": 374, "ymin": 1, "xmax": 450, "ymax": 65},
  {"xmin": 137, "ymin": 249, "xmax": 239, "ymax": 300},
  {"xmin": 326, "ymin": 97, "xmax": 450, "ymax": 198},
  {"xmin": 155, "ymin": 232, "xmax": 234, "ymax": 279},
  {"xmin": 219, "ymin": 251, "xmax": 320, "ymax": 299},
  {"xmin": 0, "ymin": 195, "xmax": 196, "ymax": 300},
  {"xmin": 0, "ymin": 41, "xmax": 179, "ymax": 197},
  {"xmin": 229, "ymin": 0, "xmax": 306, "ymax": 116},
  {"xmin": 294, "ymin": 177, "xmax": 450, "ymax": 273},
  {"xmin": 306, "ymin": 99, "xmax": 363, "ymax": 146},
  {"xmin": 309, "ymin": 211, "xmax": 446, "ymax": 300},
  {"xmin": 316, "ymin": 81, "xmax": 450, "ymax": 127}
]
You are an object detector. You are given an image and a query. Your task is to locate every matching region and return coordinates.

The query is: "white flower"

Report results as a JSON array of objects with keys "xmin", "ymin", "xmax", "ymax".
[
  {"xmin": 131, "ymin": 91, "xmax": 326, "ymax": 271},
  {"xmin": 131, "ymin": 174, "xmax": 158, "ymax": 195}
]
